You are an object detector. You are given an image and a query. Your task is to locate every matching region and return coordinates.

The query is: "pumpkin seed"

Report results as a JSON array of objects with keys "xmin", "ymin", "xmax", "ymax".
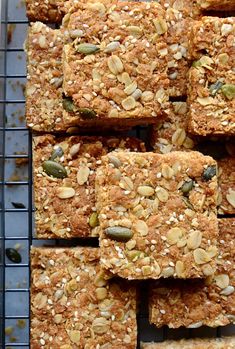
[
  {"xmin": 76, "ymin": 43, "xmax": 100, "ymax": 55},
  {"xmin": 181, "ymin": 180, "xmax": 194, "ymax": 196},
  {"xmin": 63, "ymin": 96, "xmax": 76, "ymax": 112},
  {"xmin": 50, "ymin": 146, "xmax": 64, "ymax": 161},
  {"xmin": 6, "ymin": 248, "xmax": 22, "ymax": 263},
  {"xmin": 78, "ymin": 108, "xmax": 96, "ymax": 119},
  {"xmin": 209, "ymin": 80, "xmax": 223, "ymax": 96},
  {"xmin": 202, "ymin": 165, "xmax": 216, "ymax": 181},
  {"xmin": 89, "ymin": 212, "xmax": 99, "ymax": 228},
  {"xmin": 11, "ymin": 202, "xmax": 25, "ymax": 209},
  {"xmin": 42, "ymin": 160, "xmax": 67, "ymax": 179},
  {"xmin": 221, "ymin": 84, "xmax": 235, "ymax": 100},
  {"xmin": 105, "ymin": 226, "xmax": 133, "ymax": 242}
]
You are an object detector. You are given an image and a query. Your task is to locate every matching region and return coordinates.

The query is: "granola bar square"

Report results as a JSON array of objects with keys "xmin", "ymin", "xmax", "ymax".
[
  {"xmin": 31, "ymin": 247, "xmax": 137, "ymax": 348},
  {"xmin": 26, "ymin": 22, "xmax": 67, "ymax": 132},
  {"xmin": 62, "ymin": 0, "xmax": 169, "ymax": 124},
  {"xmin": 96, "ymin": 151, "xmax": 219, "ymax": 280},
  {"xmin": 149, "ymin": 218, "xmax": 235, "ymax": 328},
  {"xmin": 33, "ymin": 134, "xmax": 145, "ymax": 239},
  {"xmin": 150, "ymin": 101, "xmax": 196, "ymax": 153},
  {"xmin": 160, "ymin": 0, "xmax": 201, "ymax": 96},
  {"xmin": 188, "ymin": 17, "xmax": 235, "ymax": 135}
]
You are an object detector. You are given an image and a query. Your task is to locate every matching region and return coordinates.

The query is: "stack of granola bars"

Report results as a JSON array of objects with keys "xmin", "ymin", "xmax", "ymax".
[{"xmin": 25, "ymin": 0, "xmax": 235, "ymax": 348}]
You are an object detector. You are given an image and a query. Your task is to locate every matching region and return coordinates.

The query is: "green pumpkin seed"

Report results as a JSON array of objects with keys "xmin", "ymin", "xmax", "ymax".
[
  {"xmin": 202, "ymin": 165, "xmax": 217, "ymax": 181},
  {"xmin": 209, "ymin": 81, "xmax": 223, "ymax": 96},
  {"xmin": 181, "ymin": 180, "xmax": 194, "ymax": 195},
  {"xmin": 63, "ymin": 97, "xmax": 76, "ymax": 112},
  {"xmin": 50, "ymin": 146, "xmax": 64, "ymax": 161},
  {"xmin": 6, "ymin": 248, "xmax": 22, "ymax": 263},
  {"xmin": 105, "ymin": 226, "xmax": 133, "ymax": 242},
  {"xmin": 89, "ymin": 212, "xmax": 99, "ymax": 228},
  {"xmin": 76, "ymin": 43, "xmax": 100, "ymax": 55},
  {"xmin": 78, "ymin": 108, "xmax": 97, "ymax": 119},
  {"xmin": 11, "ymin": 202, "xmax": 25, "ymax": 209},
  {"xmin": 221, "ymin": 84, "xmax": 235, "ymax": 100},
  {"xmin": 42, "ymin": 160, "xmax": 67, "ymax": 179}
]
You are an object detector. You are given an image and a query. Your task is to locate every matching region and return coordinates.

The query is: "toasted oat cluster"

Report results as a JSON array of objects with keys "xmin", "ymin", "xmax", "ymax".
[
  {"xmin": 63, "ymin": 1, "xmax": 169, "ymax": 123},
  {"xmin": 150, "ymin": 101, "xmax": 196, "ymax": 153},
  {"xmin": 188, "ymin": 17, "xmax": 235, "ymax": 135},
  {"xmin": 31, "ymin": 247, "xmax": 137, "ymax": 349},
  {"xmin": 218, "ymin": 158, "xmax": 235, "ymax": 215},
  {"xmin": 149, "ymin": 218, "xmax": 235, "ymax": 328},
  {"xmin": 197, "ymin": 0, "xmax": 235, "ymax": 11},
  {"xmin": 96, "ymin": 151, "xmax": 219, "ymax": 280},
  {"xmin": 141, "ymin": 336, "xmax": 235, "ymax": 349},
  {"xmin": 33, "ymin": 135, "xmax": 145, "ymax": 239},
  {"xmin": 25, "ymin": 0, "xmax": 67, "ymax": 22}
]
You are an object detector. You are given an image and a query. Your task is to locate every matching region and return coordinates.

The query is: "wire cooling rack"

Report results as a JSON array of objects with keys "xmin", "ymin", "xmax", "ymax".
[{"xmin": 0, "ymin": 0, "xmax": 235, "ymax": 348}]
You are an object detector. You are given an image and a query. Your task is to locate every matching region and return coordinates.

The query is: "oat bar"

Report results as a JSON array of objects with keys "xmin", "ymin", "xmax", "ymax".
[
  {"xmin": 188, "ymin": 17, "xmax": 235, "ymax": 135},
  {"xmin": 31, "ymin": 247, "xmax": 137, "ymax": 348},
  {"xmin": 33, "ymin": 135, "xmax": 145, "ymax": 239},
  {"xmin": 62, "ymin": 1, "xmax": 169, "ymax": 124},
  {"xmin": 141, "ymin": 337, "xmax": 235, "ymax": 349},
  {"xmin": 96, "ymin": 151, "xmax": 219, "ymax": 280},
  {"xmin": 150, "ymin": 102, "xmax": 196, "ymax": 153},
  {"xmin": 218, "ymin": 157, "xmax": 235, "ymax": 215},
  {"xmin": 26, "ymin": 22, "xmax": 66, "ymax": 132},
  {"xmin": 26, "ymin": 0, "xmax": 67, "ymax": 23},
  {"xmin": 197, "ymin": 0, "xmax": 235, "ymax": 11},
  {"xmin": 160, "ymin": 1, "xmax": 201, "ymax": 96},
  {"xmin": 149, "ymin": 218, "xmax": 235, "ymax": 328}
]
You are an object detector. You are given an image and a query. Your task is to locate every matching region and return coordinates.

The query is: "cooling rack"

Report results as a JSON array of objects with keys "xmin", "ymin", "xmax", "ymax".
[{"xmin": 0, "ymin": 0, "xmax": 234, "ymax": 348}]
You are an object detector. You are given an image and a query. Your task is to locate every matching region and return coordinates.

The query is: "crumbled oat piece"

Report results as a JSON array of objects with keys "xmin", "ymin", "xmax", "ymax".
[
  {"xmin": 31, "ymin": 247, "xmax": 137, "ymax": 348},
  {"xmin": 63, "ymin": 0, "xmax": 169, "ymax": 123},
  {"xmin": 96, "ymin": 151, "xmax": 219, "ymax": 280},
  {"xmin": 188, "ymin": 17, "xmax": 235, "ymax": 136},
  {"xmin": 150, "ymin": 102, "xmax": 196, "ymax": 153},
  {"xmin": 25, "ymin": 0, "xmax": 67, "ymax": 22},
  {"xmin": 149, "ymin": 218, "xmax": 235, "ymax": 328},
  {"xmin": 33, "ymin": 134, "xmax": 145, "ymax": 239},
  {"xmin": 141, "ymin": 336, "xmax": 235, "ymax": 349}
]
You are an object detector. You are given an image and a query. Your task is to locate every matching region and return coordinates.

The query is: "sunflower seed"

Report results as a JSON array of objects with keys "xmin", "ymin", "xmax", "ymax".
[
  {"xmin": 104, "ymin": 41, "xmax": 120, "ymax": 53},
  {"xmin": 50, "ymin": 146, "xmax": 64, "ymax": 161},
  {"xmin": 202, "ymin": 165, "xmax": 217, "ymax": 181},
  {"xmin": 137, "ymin": 185, "xmax": 154, "ymax": 197},
  {"xmin": 57, "ymin": 187, "xmax": 75, "ymax": 199},
  {"xmin": 181, "ymin": 180, "xmax": 194, "ymax": 195}
]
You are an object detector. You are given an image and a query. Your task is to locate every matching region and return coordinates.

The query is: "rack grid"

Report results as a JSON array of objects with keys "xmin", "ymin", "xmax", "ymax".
[{"xmin": 1, "ymin": 0, "xmax": 235, "ymax": 348}]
